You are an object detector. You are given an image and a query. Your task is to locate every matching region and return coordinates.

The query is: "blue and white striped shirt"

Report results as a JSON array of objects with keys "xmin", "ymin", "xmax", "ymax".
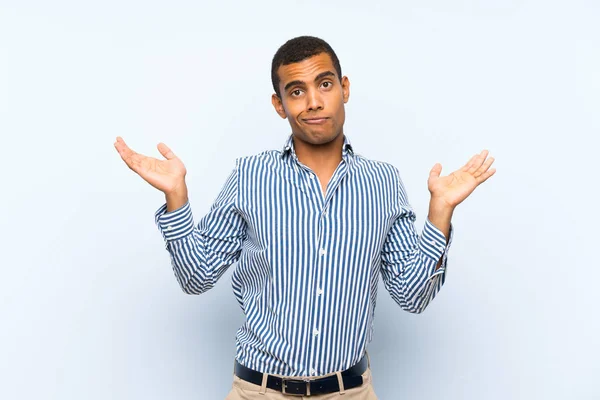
[{"xmin": 154, "ymin": 134, "xmax": 454, "ymax": 377}]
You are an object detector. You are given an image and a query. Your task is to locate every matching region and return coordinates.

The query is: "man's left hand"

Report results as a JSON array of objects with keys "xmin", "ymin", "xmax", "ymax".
[{"xmin": 428, "ymin": 149, "xmax": 496, "ymax": 209}]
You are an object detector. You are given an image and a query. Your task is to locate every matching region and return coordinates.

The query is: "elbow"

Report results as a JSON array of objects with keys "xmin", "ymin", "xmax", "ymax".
[
  {"xmin": 400, "ymin": 300, "xmax": 427, "ymax": 314},
  {"xmin": 402, "ymin": 275, "xmax": 441, "ymax": 313},
  {"xmin": 386, "ymin": 279, "xmax": 428, "ymax": 314},
  {"xmin": 390, "ymin": 295, "xmax": 427, "ymax": 314},
  {"xmin": 409, "ymin": 290, "xmax": 435, "ymax": 314},
  {"xmin": 179, "ymin": 279, "xmax": 214, "ymax": 295},
  {"xmin": 406, "ymin": 302, "xmax": 428, "ymax": 314},
  {"xmin": 181, "ymin": 285, "xmax": 202, "ymax": 295},
  {"xmin": 398, "ymin": 290, "xmax": 432, "ymax": 314}
]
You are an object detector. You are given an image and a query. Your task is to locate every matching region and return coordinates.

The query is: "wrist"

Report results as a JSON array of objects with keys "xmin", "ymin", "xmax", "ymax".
[
  {"xmin": 427, "ymin": 197, "xmax": 453, "ymax": 242},
  {"xmin": 165, "ymin": 179, "xmax": 187, "ymax": 196},
  {"xmin": 429, "ymin": 196, "xmax": 455, "ymax": 215},
  {"xmin": 165, "ymin": 181, "xmax": 189, "ymax": 212}
]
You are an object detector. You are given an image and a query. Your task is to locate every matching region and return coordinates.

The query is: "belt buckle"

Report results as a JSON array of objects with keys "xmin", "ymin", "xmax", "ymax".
[{"xmin": 281, "ymin": 378, "xmax": 311, "ymax": 396}]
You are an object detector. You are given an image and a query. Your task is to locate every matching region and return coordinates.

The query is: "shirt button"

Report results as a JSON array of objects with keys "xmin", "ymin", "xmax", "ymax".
[
  {"xmin": 310, "ymin": 368, "xmax": 317, "ymax": 375},
  {"xmin": 317, "ymin": 288, "xmax": 323, "ymax": 295},
  {"xmin": 309, "ymin": 174, "xmax": 315, "ymax": 179},
  {"xmin": 166, "ymin": 225, "xmax": 173, "ymax": 231},
  {"xmin": 313, "ymin": 328, "xmax": 319, "ymax": 336},
  {"xmin": 319, "ymin": 248, "xmax": 327, "ymax": 256}
]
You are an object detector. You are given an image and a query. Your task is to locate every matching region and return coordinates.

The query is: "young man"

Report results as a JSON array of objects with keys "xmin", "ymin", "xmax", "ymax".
[{"xmin": 114, "ymin": 36, "xmax": 495, "ymax": 399}]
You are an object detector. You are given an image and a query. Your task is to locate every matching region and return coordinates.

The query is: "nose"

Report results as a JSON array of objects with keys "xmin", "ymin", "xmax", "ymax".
[{"xmin": 306, "ymin": 88, "xmax": 323, "ymax": 111}]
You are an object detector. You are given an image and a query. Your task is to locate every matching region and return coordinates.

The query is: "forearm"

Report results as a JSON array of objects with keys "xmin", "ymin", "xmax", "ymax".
[
  {"xmin": 427, "ymin": 197, "xmax": 454, "ymax": 270},
  {"xmin": 167, "ymin": 234, "xmax": 223, "ymax": 295},
  {"xmin": 383, "ymin": 251, "xmax": 446, "ymax": 313},
  {"xmin": 155, "ymin": 201, "xmax": 213, "ymax": 294}
]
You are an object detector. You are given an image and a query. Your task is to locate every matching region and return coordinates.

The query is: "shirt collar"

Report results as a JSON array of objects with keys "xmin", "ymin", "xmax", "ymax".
[{"xmin": 280, "ymin": 134, "xmax": 354, "ymax": 160}]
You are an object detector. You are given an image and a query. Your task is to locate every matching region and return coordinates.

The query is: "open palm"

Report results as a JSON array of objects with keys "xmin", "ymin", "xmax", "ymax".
[
  {"xmin": 428, "ymin": 150, "xmax": 496, "ymax": 208},
  {"xmin": 114, "ymin": 136, "xmax": 187, "ymax": 194}
]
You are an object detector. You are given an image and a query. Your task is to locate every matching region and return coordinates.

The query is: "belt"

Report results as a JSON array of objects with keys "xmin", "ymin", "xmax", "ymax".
[{"xmin": 233, "ymin": 353, "xmax": 368, "ymax": 396}]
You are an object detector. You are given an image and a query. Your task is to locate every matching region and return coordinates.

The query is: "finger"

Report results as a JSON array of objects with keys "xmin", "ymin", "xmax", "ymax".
[
  {"xmin": 114, "ymin": 140, "xmax": 134, "ymax": 161},
  {"xmin": 114, "ymin": 139, "xmax": 141, "ymax": 171},
  {"xmin": 476, "ymin": 167, "xmax": 496, "ymax": 184},
  {"xmin": 474, "ymin": 156, "xmax": 495, "ymax": 178},
  {"xmin": 460, "ymin": 154, "xmax": 478, "ymax": 172},
  {"xmin": 467, "ymin": 150, "xmax": 489, "ymax": 174},
  {"xmin": 429, "ymin": 163, "xmax": 442, "ymax": 179},
  {"xmin": 157, "ymin": 142, "xmax": 176, "ymax": 160},
  {"xmin": 114, "ymin": 137, "xmax": 132, "ymax": 156},
  {"xmin": 114, "ymin": 136, "xmax": 129, "ymax": 150}
]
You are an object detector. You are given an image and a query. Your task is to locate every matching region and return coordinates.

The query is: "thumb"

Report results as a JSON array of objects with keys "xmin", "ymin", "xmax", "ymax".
[
  {"xmin": 157, "ymin": 142, "xmax": 177, "ymax": 160},
  {"xmin": 429, "ymin": 163, "xmax": 442, "ymax": 180}
]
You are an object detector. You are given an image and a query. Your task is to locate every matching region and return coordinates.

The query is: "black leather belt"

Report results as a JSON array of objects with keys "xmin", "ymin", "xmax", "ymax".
[{"xmin": 234, "ymin": 353, "xmax": 368, "ymax": 396}]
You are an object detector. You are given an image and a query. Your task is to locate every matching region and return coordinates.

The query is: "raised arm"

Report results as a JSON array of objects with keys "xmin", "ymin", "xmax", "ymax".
[
  {"xmin": 114, "ymin": 137, "xmax": 247, "ymax": 294},
  {"xmin": 381, "ymin": 149, "xmax": 496, "ymax": 313},
  {"xmin": 380, "ymin": 191, "xmax": 454, "ymax": 314},
  {"xmin": 154, "ymin": 167, "xmax": 246, "ymax": 294}
]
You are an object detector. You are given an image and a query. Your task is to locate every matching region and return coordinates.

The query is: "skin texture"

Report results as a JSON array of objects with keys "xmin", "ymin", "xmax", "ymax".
[{"xmin": 272, "ymin": 52, "xmax": 350, "ymax": 193}]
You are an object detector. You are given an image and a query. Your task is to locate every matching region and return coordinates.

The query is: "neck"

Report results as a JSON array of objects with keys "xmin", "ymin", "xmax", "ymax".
[{"xmin": 293, "ymin": 133, "xmax": 344, "ymax": 172}]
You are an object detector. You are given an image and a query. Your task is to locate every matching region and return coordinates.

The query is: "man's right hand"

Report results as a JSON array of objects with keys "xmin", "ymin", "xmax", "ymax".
[{"xmin": 114, "ymin": 136, "xmax": 187, "ymax": 197}]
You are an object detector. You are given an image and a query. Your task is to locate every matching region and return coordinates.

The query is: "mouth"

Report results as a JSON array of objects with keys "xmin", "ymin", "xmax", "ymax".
[{"xmin": 302, "ymin": 117, "xmax": 329, "ymax": 125}]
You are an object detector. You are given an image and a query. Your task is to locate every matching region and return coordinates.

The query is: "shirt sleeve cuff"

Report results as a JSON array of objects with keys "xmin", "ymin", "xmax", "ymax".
[
  {"xmin": 412, "ymin": 219, "xmax": 454, "ymax": 301},
  {"xmin": 154, "ymin": 200, "xmax": 195, "ymax": 241},
  {"xmin": 420, "ymin": 218, "xmax": 454, "ymax": 277}
]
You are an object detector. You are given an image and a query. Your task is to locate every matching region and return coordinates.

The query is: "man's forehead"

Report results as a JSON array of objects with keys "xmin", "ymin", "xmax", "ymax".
[{"xmin": 277, "ymin": 53, "xmax": 337, "ymax": 82}]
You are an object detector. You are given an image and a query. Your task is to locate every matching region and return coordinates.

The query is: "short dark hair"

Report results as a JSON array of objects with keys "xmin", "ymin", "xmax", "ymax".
[{"xmin": 271, "ymin": 36, "xmax": 342, "ymax": 97}]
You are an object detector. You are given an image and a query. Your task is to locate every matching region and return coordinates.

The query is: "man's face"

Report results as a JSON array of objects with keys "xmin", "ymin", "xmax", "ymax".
[{"xmin": 272, "ymin": 52, "xmax": 350, "ymax": 146}]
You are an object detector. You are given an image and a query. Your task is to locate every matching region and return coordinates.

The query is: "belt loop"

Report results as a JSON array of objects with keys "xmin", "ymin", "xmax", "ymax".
[
  {"xmin": 335, "ymin": 371, "xmax": 346, "ymax": 395},
  {"xmin": 259, "ymin": 372, "xmax": 269, "ymax": 395}
]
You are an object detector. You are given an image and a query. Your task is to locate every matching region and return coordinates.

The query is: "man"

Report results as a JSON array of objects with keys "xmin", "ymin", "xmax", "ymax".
[{"xmin": 114, "ymin": 36, "xmax": 495, "ymax": 399}]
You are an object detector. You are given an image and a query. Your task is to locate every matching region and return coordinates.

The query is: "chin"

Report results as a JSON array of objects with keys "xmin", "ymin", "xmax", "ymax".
[{"xmin": 297, "ymin": 130, "xmax": 340, "ymax": 145}]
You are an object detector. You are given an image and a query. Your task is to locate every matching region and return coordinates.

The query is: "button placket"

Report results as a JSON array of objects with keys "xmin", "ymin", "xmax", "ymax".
[
  {"xmin": 308, "ymin": 199, "xmax": 328, "ymax": 373},
  {"xmin": 301, "ymin": 168, "xmax": 322, "ymax": 208}
]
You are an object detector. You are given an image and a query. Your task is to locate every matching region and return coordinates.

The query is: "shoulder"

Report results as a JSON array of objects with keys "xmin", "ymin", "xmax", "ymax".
[
  {"xmin": 234, "ymin": 150, "xmax": 283, "ymax": 171},
  {"xmin": 352, "ymin": 153, "xmax": 402, "ymax": 182}
]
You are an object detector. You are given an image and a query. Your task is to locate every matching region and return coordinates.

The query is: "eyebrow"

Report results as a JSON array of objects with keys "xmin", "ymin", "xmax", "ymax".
[{"xmin": 283, "ymin": 71, "xmax": 336, "ymax": 92}]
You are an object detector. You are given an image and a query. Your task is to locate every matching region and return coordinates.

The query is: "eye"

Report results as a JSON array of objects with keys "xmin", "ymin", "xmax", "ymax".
[
  {"xmin": 291, "ymin": 89, "xmax": 303, "ymax": 97},
  {"xmin": 321, "ymin": 81, "xmax": 333, "ymax": 89}
]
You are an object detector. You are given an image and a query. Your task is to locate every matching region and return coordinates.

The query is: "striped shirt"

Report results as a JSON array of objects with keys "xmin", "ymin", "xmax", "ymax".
[{"xmin": 154, "ymin": 134, "xmax": 454, "ymax": 377}]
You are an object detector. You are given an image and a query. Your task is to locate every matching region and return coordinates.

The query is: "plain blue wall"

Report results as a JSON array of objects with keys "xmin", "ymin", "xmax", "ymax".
[{"xmin": 1, "ymin": 1, "xmax": 598, "ymax": 399}]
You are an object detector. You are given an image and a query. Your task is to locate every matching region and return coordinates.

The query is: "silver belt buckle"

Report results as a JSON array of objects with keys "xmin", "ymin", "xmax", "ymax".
[{"xmin": 281, "ymin": 378, "xmax": 311, "ymax": 396}]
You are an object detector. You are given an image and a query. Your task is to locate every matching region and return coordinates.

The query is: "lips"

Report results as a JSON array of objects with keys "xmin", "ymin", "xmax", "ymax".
[{"xmin": 302, "ymin": 117, "xmax": 329, "ymax": 124}]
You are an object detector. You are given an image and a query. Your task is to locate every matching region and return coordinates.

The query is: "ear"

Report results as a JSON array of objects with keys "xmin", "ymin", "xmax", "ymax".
[
  {"xmin": 341, "ymin": 76, "xmax": 350, "ymax": 104},
  {"xmin": 271, "ymin": 93, "xmax": 287, "ymax": 119}
]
